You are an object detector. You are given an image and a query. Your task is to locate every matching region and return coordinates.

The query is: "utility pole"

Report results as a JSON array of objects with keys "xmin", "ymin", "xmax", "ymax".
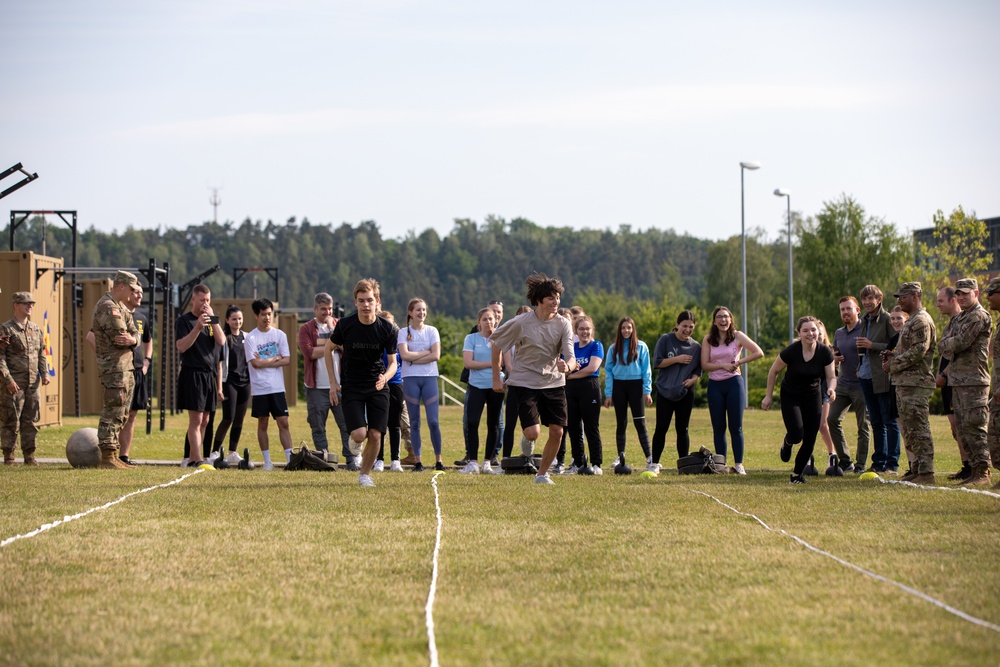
[{"xmin": 209, "ymin": 187, "xmax": 222, "ymax": 224}]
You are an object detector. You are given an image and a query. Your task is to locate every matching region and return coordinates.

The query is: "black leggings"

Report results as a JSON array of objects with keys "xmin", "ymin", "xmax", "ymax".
[
  {"xmin": 464, "ymin": 385, "xmax": 504, "ymax": 460},
  {"xmin": 780, "ymin": 386, "xmax": 823, "ymax": 475},
  {"xmin": 612, "ymin": 379, "xmax": 651, "ymax": 458},
  {"xmin": 651, "ymin": 388, "xmax": 695, "ymax": 463},
  {"xmin": 214, "ymin": 381, "xmax": 250, "ymax": 453},
  {"xmin": 566, "ymin": 377, "xmax": 603, "ymax": 467},
  {"xmin": 379, "ymin": 383, "xmax": 404, "ymax": 461},
  {"xmin": 501, "ymin": 386, "xmax": 519, "ymax": 458}
]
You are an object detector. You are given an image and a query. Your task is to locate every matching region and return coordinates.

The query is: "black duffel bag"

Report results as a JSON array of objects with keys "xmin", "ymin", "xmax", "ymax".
[{"xmin": 677, "ymin": 446, "xmax": 728, "ymax": 475}]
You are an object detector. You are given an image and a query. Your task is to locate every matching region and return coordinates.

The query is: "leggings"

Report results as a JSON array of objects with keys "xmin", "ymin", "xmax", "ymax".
[
  {"xmin": 566, "ymin": 376, "xmax": 603, "ymax": 467},
  {"xmin": 501, "ymin": 385, "xmax": 519, "ymax": 458},
  {"xmin": 780, "ymin": 386, "xmax": 823, "ymax": 476},
  {"xmin": 403, "ymin": 375, "xmax": 442, "ymax": 457},
  {"xmin": 378, "ymin": 382, "xmax": 404, "ymax": 461},
  {"xmin": 707, "ymin": 376, "xmax": 745, "ymax": 464},
  {"xmin": 214, "ymin": 381, "xmax": 250, "ymax": 453},
  {"xmin": 464, "ymin": 385, "xmax": 504, "ymax": 461},
  {"xmin": 612, "ymin": 379, "xmax": 651, "ymax": 459},
  {"xmin": 651, "ymin": 388, "xmax": 695, "ymax": 463}
]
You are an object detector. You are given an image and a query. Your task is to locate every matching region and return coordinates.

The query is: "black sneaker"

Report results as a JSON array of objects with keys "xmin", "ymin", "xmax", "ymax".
[
  {"xmin": 454, "ymin": 458, "xmax": 468, "ymax": 467},
  {"xmin": 412, "ymin": 462, "xmax": 425, "ymax": 472},
  {"xmin": 434, "ymin": 462, "xmax": 445, "ymax": 471},
  {"xmin": 780, "ymin": 441, "xmax": 792, "ymax": 463},
  {"xmin": 490, "ymin": 457, "xmax": 501, "ymax": 467},
  {"xmin": 790, "ymin": 473, "xmax": 806, "ymax": 485},
  {"xmin": 346, "ymin": 457, "xmax": 362, "ymax": 472}
]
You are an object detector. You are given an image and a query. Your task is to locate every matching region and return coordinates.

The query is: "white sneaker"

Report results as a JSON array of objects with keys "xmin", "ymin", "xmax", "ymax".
[
  {"xmin": 592, "ymin": 465, "xmax": 603, "ymax": 476},
  {"xmin": 207, "ymin": 451, "xmax": 220, "ymax": 463},
  {"xmin": 520, "ymin": 436, "xmax": 535, "ymax": 457},
  {"xmin": 459, "ymin": 461, "xmax": 480, "ymax": 474},
  {"xmin": 482, "ymin": 460, "xmax": 504, "ymax": 475},
  {"xmin": 389, "ymin": 460, "xmax": 403, "ymax": 472},
  {"xmin": 563, "ymin": 464, "xmax": 580, "ymax": 475},
  {"xmin": 373, "ymin": 460, "xmax": 385, "ymax": 472},
  {"xmin": 734, "ymin": 463, "xmax": 747, "ymax": 475},
  {"xmin": 263, "ymin": 460, "xmax": 274, "ymax": 471},
  {"xmin": 358, "ymin": 474, "xmax": 375, "ymax": 487},
  {"xmin": 647, "ymin": 463, "xmax": 662, "ymax": 474},
  {"xmin": 534, "ymin": 473, "xmax": 555, "ymax": 485},
  {"xmin": 180, "ymin": 457, "xmax": 190, "ymax": 468},
  {"xmin": 225, "ymin": 451, "xmax": 242, "ymax": 466}
]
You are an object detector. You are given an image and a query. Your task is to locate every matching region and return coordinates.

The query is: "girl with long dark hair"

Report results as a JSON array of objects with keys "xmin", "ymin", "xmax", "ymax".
[
  {"xmin": 213, "ymin": 305, "xmax": 250, "ymax": 464},
  {"xmin": 603, "ymin": 317, "xmax": 653, "ymax": 471},
  {"xmin": 565, "ymin": 316, "xmax": 604, "ymax": 475},
  {"xmin": 651, "ymin": 310, "xmax": 702, "ymax": 472}
]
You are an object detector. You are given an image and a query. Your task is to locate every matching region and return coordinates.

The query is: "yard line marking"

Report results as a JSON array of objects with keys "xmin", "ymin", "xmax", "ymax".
[
  {"xmin": 1, "ymin": 470, "xmax": 203, "ymax": 549},
  {"xmin": 426, "ymin": 471, "xmax": 445, "ymax": 667},
  {"xmin": 877, "ymin": 477, "xmax": 1000, "ymax": 498},
  {"xmin": 687, "ymin": 488, "xmax": 1000, "ymax": 635}
]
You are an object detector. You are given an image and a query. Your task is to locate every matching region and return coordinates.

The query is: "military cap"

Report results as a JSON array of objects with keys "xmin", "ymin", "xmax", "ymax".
[
  {"xmin": 12, "ymin": 291, "xmax": 35, "ymax": 304},
  {"xmin": 892, "ymin": 282, "xmax": 922, "ymax": 298},
  {"xmin": 954, "ymin": 277, "xmax": 979, "ymax": 294},
  {"xmin": 113, "ymin": 270, "xmax": 139, "ymax": 288},
  {"xmin": 984, "ymin": 277, "xmax": 1000, "ymax": 295}
]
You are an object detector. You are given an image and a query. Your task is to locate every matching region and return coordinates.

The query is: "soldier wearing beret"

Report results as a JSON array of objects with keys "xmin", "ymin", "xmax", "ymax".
[
  {"xmin": 92, "ymin": 271, "xmax": 141, "ymax": 470},
  {"xmin": 885, "ymin": 282, "xmax": 937, "ymax": 484},
  {"xmin": 0, "ymin": 292, "xmax": 49, "ymax": 465},
  {"xmin": 938, "ymin": 278, "xmax": 993, "ymax": 486}
]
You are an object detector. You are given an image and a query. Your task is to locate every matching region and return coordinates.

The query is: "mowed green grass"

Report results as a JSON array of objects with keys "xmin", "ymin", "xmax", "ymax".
[{"xmin": 1, "ymin": 405, "xmax": 998, "ymax": 666}]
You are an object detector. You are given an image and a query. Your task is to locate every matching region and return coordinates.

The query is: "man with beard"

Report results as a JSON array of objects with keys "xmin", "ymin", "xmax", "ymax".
[{"xmin": 828, "ymin": 296, "xmax": 871, "ymax": 473}]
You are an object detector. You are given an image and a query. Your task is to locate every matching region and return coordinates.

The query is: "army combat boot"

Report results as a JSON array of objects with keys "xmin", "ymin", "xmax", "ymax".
[
  {"xmin": 99, "ymin": 449, "xmax": 131, "ymax": 470},
  {"xmin": 3, "ymin": 449, "xmax": 17, "ymax": 466},
  {"xmin": 959, "ymin": 463, "xmax": 991, "ymax": 487},
  {"xmin": 22, "ymin": 450, "xmax": 38, "ymax": 466}
]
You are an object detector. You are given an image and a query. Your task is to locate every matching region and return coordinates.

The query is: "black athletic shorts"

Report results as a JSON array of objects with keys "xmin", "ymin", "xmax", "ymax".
[
  {"xmin": 251, "ymin": 392, "xmax": 289, "ymax": 419},
  {"xmin": 513, "ymin": 385, "xmax": 568, "ymax": 429},
  {"xmin": 342, "ymin": 387, "xmax": 390, "ymax": 434},
  {"xmin": 941, "ymin": 385, "xmax": 954, "ymax": 415},
  {"xmin": 130, "ymin": 369, "xmax": 149, "ymax": 412},
  {"xmin": 177, "ymin": 366, "xmax": 217, "ymax": 412}
]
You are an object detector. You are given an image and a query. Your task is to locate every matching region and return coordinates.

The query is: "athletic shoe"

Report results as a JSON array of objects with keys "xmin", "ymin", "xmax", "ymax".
[
  {"xmin": 789, "ymin": 473, "xmax": 806, "ymax": 484},
  {"xmin": 389, "ymin": 460, "xmax": 404, "ymax": 472},
  {"xmin": 412, "ymin": 462, "xmax": 425, "ymax": 472},
  {"xmin": 225, "ymin": 451, "xmax": 242, "ymax": 466},
  {"xmin": 490, "ymin": 457, "xmax": 501, "ymax": 467},
  {"xmin": 839, "ymin": 460, "xmax": 855, "ymax": 473},
  {"xmin": 346, "ymin": 457, "xmax": 362, "ymax": 472},
  {"xmin": 187, "ymin": 459, "xmax": 203, "ymax": 467},
  {"xmin": 592, "ymin": 465, "xmax": 603, "ymax": 476},
  {"xmin": 534, "ymin": 473, "xmax": 555, "ymax": 485},
  {"xmin": 883, "ymin": 468, "xmax": 897, "ymax": 477},
  {"xmin": 358, "ymin": 474, "xmax": 375, "ymax": 487},
  {"xmin": 207, "ymin": 450, "xmax": 220, "ymax": 463},
  {"xmin": 373, "ymin": 460, "xmax": 385, "ymax": 472},
  {"xmin": 483, "ymin": 461, "xmax": 504, "ymax": 475},
  {"xmin": 611, "ymin": 455, "xmax": 620, "ymax": 467},
  {"xmin": 550, "ymin": 461, "xmax": 564, "ymax": 474},
  {"xmin": 454, "ymin": 458, "xmax": 469, "ymax": 467},
  {"xmin": 263, "ymin": 460, "xmax": 274, "ymax": 471},
  {"xmin": 563, "ymin": 465, "xmax": 580, "ymax": 475},
  {"xmin": 180, "ymin": 457, "xmax": 190, "ymax": 468},
  {"xmin": 647, "ymin": 463, "xmax": 662, "ymax": 475},
  {"xmin": 435, "ymin": 462, "xmax": 445, "ymax": 471},
  {"xmin": 779, "ymin": 441, "xmax": 792, "ymax": 463},
  {"xmin": 459, "ymin": 461, "xmax": 481, "ymax": 474},
  {"xmin": 732, "ymin": 463, "xmax": 746, "ymax": 475}
]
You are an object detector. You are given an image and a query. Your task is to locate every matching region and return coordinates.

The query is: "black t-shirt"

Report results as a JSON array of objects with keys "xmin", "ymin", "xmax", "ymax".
[
  {"xmin": 176, "ymin": 312, "xmax": 221, "ymax": 372},
  {"xmin": 329, "ymin": 313, "xmax": 399, "ymax": 390},
  {"xmin": 132, "ymin": 310, "xmax": 153, "ymax": 371},
  {"xmin": 779, "ymin": 341, "xmax": 835, "ymax": 394},
  {"xmin": 226, "ymin": 331, "xmax": 250, "ymax": 387}
]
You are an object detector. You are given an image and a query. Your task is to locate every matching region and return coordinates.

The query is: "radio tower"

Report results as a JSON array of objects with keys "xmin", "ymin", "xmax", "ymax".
[{"xmin": 209, "ymin": 187, "xmax": 222, "ymax": 224}]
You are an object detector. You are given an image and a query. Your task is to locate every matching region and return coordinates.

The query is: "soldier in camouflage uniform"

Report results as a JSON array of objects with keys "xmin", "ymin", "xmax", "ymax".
[
  {"xmin": 0, "ymin": 292, "xmax": 50, "ymax": 465},
  {"xmin": 885, "ymin": 282, "xmax": 937, "ymax": 484},
  {"xmin": 983, "ymin": 278, "xmax": 1000, "ymax": 490},
  {"xmin": 92, "ymin": 271, "xmax": 141, "ymax": 470},
  {"xmin": 938, "ymin": 278, "xmax": 993, "ymax": 486}
]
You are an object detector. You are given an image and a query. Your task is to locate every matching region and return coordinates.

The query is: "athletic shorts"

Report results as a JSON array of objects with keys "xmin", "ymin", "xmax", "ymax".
[
  {"xmin": 177, "ymin": 367, "xmax": 216, "ymax": 412},
  {"xmin": 130, "ymin": 369, "xmax": 149, "ymax": 412},
  {"xmin": 941, "ymin": 385, "xmax": 953, "ymax": 415},
  {"xmin": 512, "ymin": 385, "xmax": 568, "ymax": 429},
  {"xmin": 251, "ymin": 392, "xmax": 289, "ymax": 419},
  {"xmin": 342, "ymin": 387, "xmax": 390, "ymax": 434}
]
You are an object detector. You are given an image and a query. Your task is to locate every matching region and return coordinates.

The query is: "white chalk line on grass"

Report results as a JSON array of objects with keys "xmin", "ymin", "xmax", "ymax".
[
  {"xmin": 876, "ymin": 476, "xmax": 1000, "ymax": 498},
  {"xmin": 425, "ymin": 471, "xmax": 445, "ymax": 667},
  {"xmin": 0, "ymin": 470, "xmax": 203, "ymax": 549},
  {"xmin": 686, "ymin": 488, "xmax": 1000, "ymax": 635}
]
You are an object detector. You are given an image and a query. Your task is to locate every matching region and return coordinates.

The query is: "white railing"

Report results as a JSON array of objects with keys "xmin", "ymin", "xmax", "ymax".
[{"xmin": 439, "ymin": 375, "xmax": 466, "ymax": 407}]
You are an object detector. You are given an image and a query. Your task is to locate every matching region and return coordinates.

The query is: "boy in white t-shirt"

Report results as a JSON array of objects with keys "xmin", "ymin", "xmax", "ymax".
[{"xmin": 244, "ymin": 298, "xmax": 293, "ymax": 470}]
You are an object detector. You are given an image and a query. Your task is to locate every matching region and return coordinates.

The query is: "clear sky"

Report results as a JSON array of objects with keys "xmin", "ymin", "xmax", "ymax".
[{"xmin": 4, "ymin": 1, "xmax": 999, "ymax": 242}]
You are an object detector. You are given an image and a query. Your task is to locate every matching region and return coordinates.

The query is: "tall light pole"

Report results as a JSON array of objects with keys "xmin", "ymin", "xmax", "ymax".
[
  {"xmin": 774, "ymin": 188, "xmax": 792, "ymax": 343},
  {"xmin": 739, "ymin": 161, "xmax": 760, "ymax": 409}
]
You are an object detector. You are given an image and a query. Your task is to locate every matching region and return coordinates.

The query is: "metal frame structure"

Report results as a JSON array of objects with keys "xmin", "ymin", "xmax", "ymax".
[
  {"xmin": 0, "ymin": 163, "xmax": 39, "ymax": 201},
  {"xmin": 233, "ymin": 266, "xmax": 279, "ymax": 302}
]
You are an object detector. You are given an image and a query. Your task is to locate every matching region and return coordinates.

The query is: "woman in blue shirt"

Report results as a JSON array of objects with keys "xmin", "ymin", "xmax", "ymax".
[
  {"xmin": 458, "ymin": 308, "xmax": 505, "ymax": 474},
  {"xmin": 603, "ymin": 316, "xmax": 653, "ymax": 472},
  {"xmin": 565, "ymin": 316, "xmax": 604, "ymax": 475}
]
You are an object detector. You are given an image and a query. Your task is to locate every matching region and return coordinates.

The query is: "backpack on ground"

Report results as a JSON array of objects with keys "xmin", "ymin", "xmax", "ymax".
[{"xmin": 677, "ymin": 446, "xmax": 728, "ymax": 474}]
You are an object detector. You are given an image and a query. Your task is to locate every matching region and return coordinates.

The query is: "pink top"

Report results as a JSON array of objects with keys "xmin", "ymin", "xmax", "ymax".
[{"xmin": 708, "ymin": 339, "xmax": 742, "ymax": 382}]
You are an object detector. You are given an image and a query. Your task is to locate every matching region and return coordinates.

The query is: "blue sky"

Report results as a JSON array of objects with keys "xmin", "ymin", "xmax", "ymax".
[{"xmin": 3, "ymin": 1, "xmax": 999, "ymax": 242}]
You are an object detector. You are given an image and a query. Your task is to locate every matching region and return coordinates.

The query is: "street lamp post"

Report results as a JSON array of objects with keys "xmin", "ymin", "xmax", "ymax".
[
  {"xmin": 774, "ymin": 188, "xmax": 792, "ymax": 344},
  {"xmin": 739, "ymin": 161, "xmax": 760, "ymax": 409}
]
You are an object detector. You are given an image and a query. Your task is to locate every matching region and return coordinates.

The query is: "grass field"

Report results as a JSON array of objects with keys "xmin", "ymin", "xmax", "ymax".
[{"xmin": 1, "ymin": 405, "xmax": 998, "ymax": 666}]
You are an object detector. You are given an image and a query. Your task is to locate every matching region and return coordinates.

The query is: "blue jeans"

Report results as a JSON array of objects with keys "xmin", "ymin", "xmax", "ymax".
[
  {"xmin": 707, "ymin": 376, "xmax": 745, "ymax": 464},
  {"xmin": 860, "ymin": 378, "xmax": 900, "ymax": 471}
]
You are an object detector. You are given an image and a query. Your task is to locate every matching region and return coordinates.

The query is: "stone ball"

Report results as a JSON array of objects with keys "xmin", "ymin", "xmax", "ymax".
[{"xmin": 66, "ymin": 428, "xmax": 101, "ymax": 468}]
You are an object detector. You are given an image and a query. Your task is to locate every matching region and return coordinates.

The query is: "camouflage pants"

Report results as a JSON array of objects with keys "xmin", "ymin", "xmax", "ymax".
[
  {"xmin": 0, "ymin": 380, "xmax": 40, "ymax": 455},
  {"xmin": 952, "ymin": 386, "xmax": 990, "ymax": 467},
  {"xmin": 97, "ymin": 374, "xmax": 135, "ymax": 452},
  {"xmin": 896, "ymin": 386, "xmax": 934, "ymax": 474},
  {"xmin": 988, "ymin": 402, "xmax": 1000, "ymax": 470}
]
